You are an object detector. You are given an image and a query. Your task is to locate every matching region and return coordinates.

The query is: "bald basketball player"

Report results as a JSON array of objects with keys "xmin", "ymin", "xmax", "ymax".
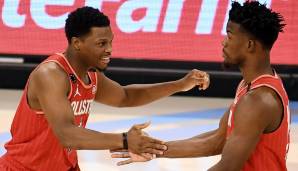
[
  {"xmin": 112, "ymin": 1, "xmax": 291, "ymax": 171},
  {"xmin": 0, "ymin": 7, "xmax": 209, "ymax": 171}
]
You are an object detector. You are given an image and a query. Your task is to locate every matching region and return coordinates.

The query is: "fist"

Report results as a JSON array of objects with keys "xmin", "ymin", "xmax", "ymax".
[{"xmin": 179, "ymin": 69, "xmax": 210, "ymax": 92}]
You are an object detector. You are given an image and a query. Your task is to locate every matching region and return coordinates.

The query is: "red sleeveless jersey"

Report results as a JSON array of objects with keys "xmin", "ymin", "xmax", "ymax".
[
  {"xmin": 227, "ymin": 72, "xmax": 290, "ymax": 171},
  {"xmin": 0, "ymin": 53, "xmax": 98, "ymax": 170}
]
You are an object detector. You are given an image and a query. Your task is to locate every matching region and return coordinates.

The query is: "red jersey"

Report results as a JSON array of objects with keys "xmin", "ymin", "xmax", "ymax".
[
  {"xmin": 0, "ymin": 53, "xmax": 98, "ymax": 170},
  {"xmin": 227, "ymin": 72, "xmax": 290, "ymax": 171}
]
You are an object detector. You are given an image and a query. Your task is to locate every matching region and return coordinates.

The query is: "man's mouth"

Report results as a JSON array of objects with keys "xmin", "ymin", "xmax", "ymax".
[
  {"xmin": 222, "ymin": 50, "xmax": 227, "ymax": 58},
  {"xmin": 100, "ymin": 56, "xmax": 110, "ymax": 64}
]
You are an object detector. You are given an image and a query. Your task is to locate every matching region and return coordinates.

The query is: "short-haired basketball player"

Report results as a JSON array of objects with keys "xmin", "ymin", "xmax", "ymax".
[
  {"xmin": 112, "ymin": 1, "xmax": 291, "ymax": 171},
  {"xmin": 0, "ymin": 7, "xmax": 209, "ymax": 171}
]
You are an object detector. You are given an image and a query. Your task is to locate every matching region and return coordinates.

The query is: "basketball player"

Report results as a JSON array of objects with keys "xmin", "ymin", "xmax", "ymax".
[
  {"xmin": 112, "ymin": 1, "xmax": 291, "ymax": 170},
  {"xmin": 0, "ymin": 7, "xmax": 210, "ymax": 171}
]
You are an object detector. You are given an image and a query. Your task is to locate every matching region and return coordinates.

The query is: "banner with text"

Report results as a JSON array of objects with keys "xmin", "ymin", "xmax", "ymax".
[{"xmin": 0, "ymin": 0, "xmax": 297, "ymax": 64}]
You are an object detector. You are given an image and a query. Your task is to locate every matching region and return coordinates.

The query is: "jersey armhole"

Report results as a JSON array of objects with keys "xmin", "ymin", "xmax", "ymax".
[
  {"xmin": 251, "ymin": 84, "xmax": 285, "ymax": 134},
  {"xmin": 25, "ymin": 60, "xmax": 73, "ymax": 115}
]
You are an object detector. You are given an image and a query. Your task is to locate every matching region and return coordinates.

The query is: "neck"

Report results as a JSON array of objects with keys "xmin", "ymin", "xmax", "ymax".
[
  {"xmin": 240, "ymin": 53, "xmax": 273, "ymax": 84},
  {"xmin": 64, "ymin": 47, "xmax": 89, "ymax": 81}
]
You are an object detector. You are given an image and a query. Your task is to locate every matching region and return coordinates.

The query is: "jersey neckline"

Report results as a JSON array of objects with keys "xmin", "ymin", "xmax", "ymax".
[{"xmin": 56, "ymin": 53, "xmax": 93, "ymax": 89}]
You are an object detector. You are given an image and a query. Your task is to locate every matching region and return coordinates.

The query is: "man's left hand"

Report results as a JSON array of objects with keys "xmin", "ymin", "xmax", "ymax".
[
  {"xmin": 178, "ymin": 69, "xmax": 210, "ymax": 92},
  {"xmin": 111, "ymin": 149, "xmax": 155, "ymax": 166}
]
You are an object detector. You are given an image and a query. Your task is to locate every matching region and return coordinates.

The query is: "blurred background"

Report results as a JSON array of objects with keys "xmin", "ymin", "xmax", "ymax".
[{"xmin": 0, "ymin": 0, "xmax": 297, "ymax": 170}]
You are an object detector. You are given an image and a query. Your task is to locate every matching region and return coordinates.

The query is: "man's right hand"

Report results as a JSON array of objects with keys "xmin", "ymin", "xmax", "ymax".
[{"xmin": 127, "ymin": 122, "xmax": 167, "ymax": 155}]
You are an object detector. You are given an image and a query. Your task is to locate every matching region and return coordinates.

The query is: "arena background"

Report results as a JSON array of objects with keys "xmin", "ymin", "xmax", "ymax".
[
  {"xmin": 0, "ymin": 0, "xmax": 297, "ymax": 171},
  {"xmin": 0, "ymin": 0, "xmax": 297, "ymax": 99}
]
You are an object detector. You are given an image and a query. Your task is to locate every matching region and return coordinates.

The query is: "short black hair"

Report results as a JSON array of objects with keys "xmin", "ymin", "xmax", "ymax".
[
  {"xmin": 229, "ymin": 1, "xmax": 285, "ymax": 49},
  {"xmin": 65, "ymin": 6, "xmax": 110, "ymax": 44}
]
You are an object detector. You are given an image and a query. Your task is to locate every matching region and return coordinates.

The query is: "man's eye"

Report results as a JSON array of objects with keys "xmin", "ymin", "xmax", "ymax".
[{"xmin": 98, "ymin": 42, "xmax": 106, "ymax": 47}]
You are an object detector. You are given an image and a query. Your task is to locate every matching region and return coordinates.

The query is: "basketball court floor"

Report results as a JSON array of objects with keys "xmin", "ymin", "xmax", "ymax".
[{"xmin": 0, "ymin": 89, "xmax": 297, "ymax": 171}]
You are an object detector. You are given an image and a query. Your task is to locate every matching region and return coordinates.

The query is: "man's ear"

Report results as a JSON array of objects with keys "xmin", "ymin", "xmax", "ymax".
[
  {"xmin": 247, "ymin": 39, "xmax": 256, "ymax": 53},
  {"xmin": 71, "ymin": 37, "xmax": 81, "ymax": 51}
]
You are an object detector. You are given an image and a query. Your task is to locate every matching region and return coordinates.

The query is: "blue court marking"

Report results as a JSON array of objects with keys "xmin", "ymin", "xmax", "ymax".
[
  {"xmin": 86, "ymin": 102, "xmax": 298, "ymax": 133},
  {"xmin": 87, "ymin": 108, "xmax": 226, "ymax": 132},
  {"xmin": 0, "ymin": 133, "xmax": 11, "ymax": 155},
  {"xmin": 290, "ymin": 101, "xmax": 298, "ymax": 122},
  {"xmin": 290, "ymin": 101, "xmax": 298, "ymax": 109},
  {"xmin": 149, "ymin": 124, "xmax": 218, "ymax": 140}
]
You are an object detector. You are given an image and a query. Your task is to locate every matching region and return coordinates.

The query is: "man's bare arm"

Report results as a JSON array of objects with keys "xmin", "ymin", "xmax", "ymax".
[
  {"xmin": 29, "ymin": 62, "xmax": 166, "ymax": 154},
  {"xmin": 110, "ymin": 110, "xmax": 229, "ymax": 165},
  {"xmin": 95, "ymin": 70, "xmax": 209, "ymax": 107},
  {"xmin": 162, "ymin": 110, "xmax": 229, "ymax": 158}
]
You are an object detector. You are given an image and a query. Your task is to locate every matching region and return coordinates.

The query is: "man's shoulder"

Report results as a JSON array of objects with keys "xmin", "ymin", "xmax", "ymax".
[
  {"xmin": 235, "ymin": 86, "xmax": 282, "ymax": 121},
  {"xmin": 29, "ymin": 61, "xmax": 69, "ymax": 87},
  {"xmin": 35, "ymin": 62, "xmax": 66, "ymax": 77},
  {"xmin": 247, "ymin": 86, "xmax": 281, "ymax": 108}
]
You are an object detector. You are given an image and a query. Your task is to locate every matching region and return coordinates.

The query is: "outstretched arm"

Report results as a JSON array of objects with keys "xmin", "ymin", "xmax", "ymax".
[
  {"xmin": 163, "ymin": 110, "xmax": 229, "ymax": 158},
  {"xmin": 111, "ymin": 110, "xmax": 229, "ymax": 165},
  {"xmin": 95, "ymin": 69, "xmax": 210, "ymax": 107},
  {"xmin": 29, "ymin": 62, "xmax": 167, "ymax": 155},
  {"xmin": 111, "ymin": 87, "xmax": 282, "ymax": 168}
]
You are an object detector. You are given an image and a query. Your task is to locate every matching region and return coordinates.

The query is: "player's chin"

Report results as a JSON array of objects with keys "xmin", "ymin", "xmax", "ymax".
[
  {"xmin": 223, "ymin": 61, "xmax": 230, "ymax": 69},
  {"xmin": 95, "ymin": 64, "xmax": 108, "ymax": 72},
  {"xmin": 222, "ymin": 59, "xmax": 238, "ymax": 70}
]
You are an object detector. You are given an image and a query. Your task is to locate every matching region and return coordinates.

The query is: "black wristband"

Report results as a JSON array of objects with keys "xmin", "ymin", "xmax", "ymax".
[{"xmin": 122, "ymin": 132, "xmax": 128, "ymax": 149}]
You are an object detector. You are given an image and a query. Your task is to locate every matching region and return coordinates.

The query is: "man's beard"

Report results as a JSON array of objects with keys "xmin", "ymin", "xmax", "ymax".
[{"xmin": 222, "ymin": 60, "xmax": 239, "ymax": 71}]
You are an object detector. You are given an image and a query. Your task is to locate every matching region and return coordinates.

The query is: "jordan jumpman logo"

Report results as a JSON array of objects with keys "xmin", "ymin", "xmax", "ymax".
[{"xmin": 74, "ymin": 84, "xmax": 81, "ymax": 97}]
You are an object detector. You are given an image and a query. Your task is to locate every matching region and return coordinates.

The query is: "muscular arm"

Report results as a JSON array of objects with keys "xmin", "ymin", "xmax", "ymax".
[
  {"xmin": 208, "ymin": 87, "xmax": 283, "ymax": 171},
  {"xmin": 29, "ymin": 63, "xmax": 123, "ymax": 150},
  {"xmin": 162, "ymin": 110, "xmax": 229, "ymax": 158},
  {"xmin": 29, "ymin": 63, "xmax": 165, "ymax": 154},
  {"xmin": 95, "ymin": 70, "xmax": 209, "ymax": 107},
  {"xmin": 111, "ymin": 88, "xmax": 283, "ymax": 167}
]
